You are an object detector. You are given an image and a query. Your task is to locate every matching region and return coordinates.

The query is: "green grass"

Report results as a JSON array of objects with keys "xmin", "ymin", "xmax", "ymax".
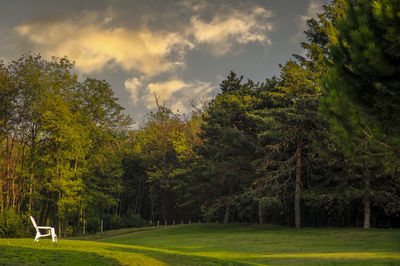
[{"xmin": 1, "ymin": 224, "xmax": 399, "ymax": 265}]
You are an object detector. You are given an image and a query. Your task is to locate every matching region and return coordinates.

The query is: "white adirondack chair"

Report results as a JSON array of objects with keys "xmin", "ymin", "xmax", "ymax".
[{"xmin": 30, "ymin": 216, "xmax": 57, "ymax": 242}]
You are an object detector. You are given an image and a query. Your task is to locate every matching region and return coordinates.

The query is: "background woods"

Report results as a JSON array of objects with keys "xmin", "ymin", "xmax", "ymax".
[{"xmin": 1, "ymin": 0, "xmax": 399, "ymax": 237}]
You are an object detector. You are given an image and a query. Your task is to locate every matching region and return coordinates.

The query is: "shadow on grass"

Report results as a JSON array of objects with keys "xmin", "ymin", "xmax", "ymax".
[
  {"xmin": 73, "ymin": 227, "xmax": 160, "ymax": 241},
  {"xmin": 245, "ymin": 255, "xmax": 400, "ymax": 266},
  {"xmin": 106, "ymin": 245, "xmax": 400, "ymax": 266},
  {"xmin": 107, "ymin": 245, "xmax": 251, "ymax": 266},
  {"xmin": 0, "ymin": 245, "xmax": 119, "ymax": 265}
]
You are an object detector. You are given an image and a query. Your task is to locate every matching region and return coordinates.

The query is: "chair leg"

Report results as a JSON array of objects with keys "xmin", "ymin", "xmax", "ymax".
[
  {"xmin": 51, "ymin": 228, "xmax": 57, "ymax": 242},
  {"xmin": 34, "ymin": 232, "xmax": 40, "ymax": 242}
]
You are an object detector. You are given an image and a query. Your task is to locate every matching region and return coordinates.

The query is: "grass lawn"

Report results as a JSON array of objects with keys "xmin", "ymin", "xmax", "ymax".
[{"xmin": 1, "ymin": 224, "xmax": 399, "ymax": 265}]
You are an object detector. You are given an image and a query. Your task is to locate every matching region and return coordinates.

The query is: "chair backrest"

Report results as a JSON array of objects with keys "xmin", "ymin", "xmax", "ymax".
[{"xmin": 30, "ymin": 216, "xmax": 38, "ymax": 230}]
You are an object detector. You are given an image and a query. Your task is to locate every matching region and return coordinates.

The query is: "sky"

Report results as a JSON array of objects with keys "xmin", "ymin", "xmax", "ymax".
[{"xmin": 0, "ymin": 0, "xmax": 331, "ymax": 124}]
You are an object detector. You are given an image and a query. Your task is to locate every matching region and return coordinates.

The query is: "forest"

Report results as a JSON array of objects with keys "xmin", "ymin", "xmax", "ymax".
[{"xmin": 1, "ymin": 0, "xmax": 399, "ymax": 238}]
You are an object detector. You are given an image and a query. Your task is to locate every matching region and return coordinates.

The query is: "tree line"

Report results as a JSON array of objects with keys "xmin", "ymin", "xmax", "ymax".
[{"xmin": 1, "ymin": 0, "xmax": 399, "ymax": 237}]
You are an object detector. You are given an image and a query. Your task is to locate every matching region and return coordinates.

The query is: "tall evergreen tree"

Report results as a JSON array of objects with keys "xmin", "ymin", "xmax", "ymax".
[
  {"xmin": 324, "ymin": 0, "xmax": 400, "ymax": 169},
  {"xmin": 251, "ymin": 62, "xmax": 321, "ymax": 228},
  {"xmin": 322, "ymin": 0, "xmax": 400, "ymax": 227},
  {"xmin": 197, "ymin": 72, "xmax": 259, "ymax": 223}
]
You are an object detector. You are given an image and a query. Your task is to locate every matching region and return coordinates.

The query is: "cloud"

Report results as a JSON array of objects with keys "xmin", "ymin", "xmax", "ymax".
[
  {"xmin": 13, "ymin": 4, "xmax": 274, "ymax": 74},
  {"xmin": 124, "ymin": 77, "xmax": 143, "ymax": 104},
  {"xmin": 300, "ymin": 0, "xmax": 324, "ymax": 25},
  {"xmin": 145, "ymin": 79, "xmax": 187, "ymax": 108},
  {"xmin": 293, "ymin": 0, "xmax": 324, "ymax": 44},
  {"xmin": 12, "ymin": 3, "xmax": 273, "ymax": 117},
  {"xmin": 190, "ymin": 6, "xmax": 274, "ymax": 56},
  {"xmin": 14, "ymin": 11, "xmax": 192, "ymax": 75},
  {"xmin": 124, "ymin": 77, "xmax": 214, "ymax": 114},
  {"xmin": 179, "ymin": 0, "xmax": 209, "ymax": 12},
  {"xmin": 144, "ymin": 79, "xmax": 214, "ymax": 113}
]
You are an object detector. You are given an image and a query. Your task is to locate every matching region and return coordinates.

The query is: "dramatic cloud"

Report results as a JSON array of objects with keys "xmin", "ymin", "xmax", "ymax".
[
  {"xmin": 14, "ymin": 11, "xmax": 192, "ymax": 75},
  {"xmin": 145, "ymin": 79, "xmax": 187, "ymax": 107},
  {"xmin": 179, "ymin": 0, "xmax": 209, "ymax": 12},
  {"xmin": 124, "ymin": 77, "xmax": 143, "ymax": 104},
  {"xmin": 190, "ymin": 6, "xmax": 274, "ymax": 56},
  {"xmin": 293, "ymin": 0, "xmax": 324, "ymax": 44},
  {"xmin": 12, "ymin": 3, "xmax": 274, "ymax": 115},
  {"xmin": 124, "ymin": 77, "xmax": 213, "ymax": 114},
  {"xmin": 13, "ymin": 4, "xmax": 274, "ymax": 74},
  {"xmin": 145, "ymin": 79, "xmax": 213, "ymax": 112},
  {"xmin": 300, "ymin": 0, "xmax": 324, "ymax": 24}
]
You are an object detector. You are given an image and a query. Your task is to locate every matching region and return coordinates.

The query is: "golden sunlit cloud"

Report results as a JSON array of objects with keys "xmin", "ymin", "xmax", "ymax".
[
  {"xmin": 14, "ymin": 12, "xmax": 192, "ymax": 75},
  {"xmin": 146, "ymin": 79, "xmax": 187, "ymax": 107},
  {"xmin": 13, "ymin": 5, "xmax": 273, "ymax": 112},
  {"xmin": 14, "ymin": 5, "xmax": 274, "ymax": 75},
  {"xmin": 124, "ymin": 77, "xmax": 143, "ymax": 105},
  {"xmin": 138, "ymin": 78, "xmax": 213, "ymax": 113},
  {"xmin": 190, "ymin": 6, "xmax": 274, "ymax": 56}
]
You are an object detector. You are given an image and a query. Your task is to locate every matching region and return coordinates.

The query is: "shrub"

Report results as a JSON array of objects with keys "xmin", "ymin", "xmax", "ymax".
[
  {"xmin": 122, "ymin": 210, "xmax": 146, "ymax": 227},
  {"xmin": 0, "ymin": 209, "xmax": 29, "ymax": 238}
]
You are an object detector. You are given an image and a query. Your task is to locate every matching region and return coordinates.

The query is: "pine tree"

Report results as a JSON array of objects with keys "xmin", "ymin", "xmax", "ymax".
[
  {"xmin": 251, "ymin": 61, "xmax": 321, "ymax": 228},
  {"xmin": 325, "ymin": 0, "xmax": 400, "ymax": 167},
  {"xmin": 322, "ymin": 0, "xmax": 400, "ymax": 227},
  {"xmin": 197, "ymin": 72, "xmax": 259, "ymax": 223}
]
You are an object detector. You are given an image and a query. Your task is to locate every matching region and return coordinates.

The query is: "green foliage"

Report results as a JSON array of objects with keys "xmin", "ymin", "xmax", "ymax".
[
  {"xmin": 335, "ymin": 0, "xmax": 400, "ymax": 127},
  {"xmin": 0, "ymin": 209, "xmax": 28, "ymax": 238},
  {"xmin": 196, "ymin": 72, "xmax": 260, "ymax": 223},
  {"xmin": 248, "ymin": 56, "xmax": 322, "ymax": 228},
  {"xmin": 1, "ymin": 0, "xmax": 399, "ymax": 235},
  {"xmin": 323, "ymin": 0, "xmax": 400, "ymax": 169},
  {"xmin": 319, "ymin": 0, "xmax": 400, "ymax": 228},
  {"xmin": 132, "ymin": 102, "xmax": 201, "ymax": 223},
  {"xmin": 121, "ymin": 210, "xmax": 147, "ymax": 228},
  {"xmin": 0, "ymin": 54, "xmax": 131, "ymax": 236}
]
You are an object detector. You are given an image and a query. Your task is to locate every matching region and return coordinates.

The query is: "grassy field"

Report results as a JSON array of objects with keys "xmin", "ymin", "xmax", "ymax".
[{"xmin": 1, "ymin": 224, "xmax": 399, "ymax": 265}]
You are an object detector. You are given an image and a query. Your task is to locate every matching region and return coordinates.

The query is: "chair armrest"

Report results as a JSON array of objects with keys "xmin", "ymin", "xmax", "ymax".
[{"xmin": 37, "ymin": 226, "xmax": 52, "ymax": 229}]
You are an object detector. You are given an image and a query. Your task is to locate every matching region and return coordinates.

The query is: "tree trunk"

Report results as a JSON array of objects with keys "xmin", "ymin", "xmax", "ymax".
[
  {"xmin": 28, "ymin": 128, "xmax": 36, "ymax": 213},
  {"xmin": 258, "ymin": 200, "xmax": 263, "ymax": 224},
  {"xmin": 0, "ymin": 178, "xmax": 3, "ymax": 213},
  {"xmin": 5, "ymin": 133, "xmax": 10, "ymax": 210},
  {"xmin": 224, "ymin": 205, "xmax": 230, "ymax": 224},
  {"xmin": 39, "ymin": 200, "xmax": 49, "ymax": 225},
  {"xmin": 28, "ymin": 163, "xmax": 34, "ymax": 212},
  {"xmin": 2, "ymin": 122, "xmax": 9, "ymax": 213},
  {"xmin": 134, "ymin": 180, "xmax": 142, "ymax": 214},
  {"xmin": 58, "ymin": 218, "xmax": 62, "ymax": 238},
  {"xmin": 11, "ymin": 177, "xmax": 16, "ymax": 209},
  {"xmin": 363, "ymin": 197, "xmax": 371, "ymax": 229},
  {"xmin": 150, "ymin": 185, "xmax": 155, "ymax": 222},
  {"xmin": 78, "ymin": 206, "xmax": 82, "ymax": 232},
  {"xmin": 295, "ymin": 140, "xmax": 303, "ymax": 229},
  {"xmin": 363, "ymin": 175, "xmax": 371, "ymax": 229}
]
